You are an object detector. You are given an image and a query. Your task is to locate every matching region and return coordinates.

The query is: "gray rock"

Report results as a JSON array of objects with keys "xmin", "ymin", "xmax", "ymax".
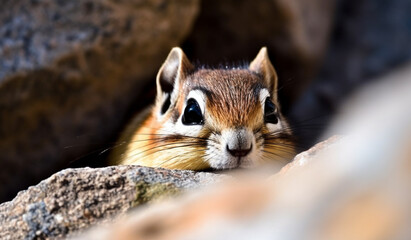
[
  {"xmin": 290, "ymin": 0, "xmax": 411, "ymax": 146},
  {"xmin": 0, "ymin": 165, "xmax": 223, "ymax": 239},
  {"xmin": 0, "ymin": 0, "xmax": 199, "ymax": 202}
]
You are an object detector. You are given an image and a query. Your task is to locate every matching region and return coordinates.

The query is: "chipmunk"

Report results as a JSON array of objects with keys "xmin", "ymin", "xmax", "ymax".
[{"xmin": 110, "ymin": 47, "xmax": 296, "ymax": 170}]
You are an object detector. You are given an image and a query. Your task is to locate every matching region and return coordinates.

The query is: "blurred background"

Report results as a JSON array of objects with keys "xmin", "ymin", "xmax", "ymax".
[{"xmin": 0, "ymin": 0, "xmax": 410, "ymax": 202}]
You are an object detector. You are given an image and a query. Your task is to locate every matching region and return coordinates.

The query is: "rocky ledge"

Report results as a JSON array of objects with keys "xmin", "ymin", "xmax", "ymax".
[{"xmin": 0, "ymin": 166, "xmax": 224, "ymax": 239}]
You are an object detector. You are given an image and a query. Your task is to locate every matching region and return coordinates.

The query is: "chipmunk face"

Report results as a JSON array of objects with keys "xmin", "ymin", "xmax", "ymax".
[{"xmin": 115, "ymin": 47, "xmax": 295, "ymax": 170}]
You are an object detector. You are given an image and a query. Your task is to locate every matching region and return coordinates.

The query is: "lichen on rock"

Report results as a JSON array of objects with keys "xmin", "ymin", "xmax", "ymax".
[{"xmin": 0, "ymin": 166, "xmax": 223, "ymax": 239}]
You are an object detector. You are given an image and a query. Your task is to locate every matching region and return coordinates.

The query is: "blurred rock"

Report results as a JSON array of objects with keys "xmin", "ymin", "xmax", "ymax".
[
  {"xmin": 182, "ymin": 0, "xmax": 336, "ymax": 111},
  {"xmin": 321, "ymin": 0, "xmax": 411, "ymax": 87},
  {"xmin": 277, "ymin": 134, "xmax": 341, "ymax": 175},
  {"xmin": 0, "ymin": 0, "xmax": 199, "ymax": 202},
  {"xmin": 290, "ymin": 0, "xmax": 411, "ymax": 146},
  {"xmin": 0, "ymin": 165, "xmax": 223, "ymax": 240}
]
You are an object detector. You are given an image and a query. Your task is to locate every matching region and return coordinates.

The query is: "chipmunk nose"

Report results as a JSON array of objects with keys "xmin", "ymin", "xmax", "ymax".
[
  {"xmin": 226, "ymin": 144, "xmax": 252, "ymax": 157},
  {"xmin": 224, "ymin": 128, "xmax": 253, "ymax": 157}
]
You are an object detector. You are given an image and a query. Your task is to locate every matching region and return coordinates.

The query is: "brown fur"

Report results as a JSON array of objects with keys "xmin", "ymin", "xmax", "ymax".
[{"xmin": 190, "ymin": 69, "xmax": 263, "ymax": 129}]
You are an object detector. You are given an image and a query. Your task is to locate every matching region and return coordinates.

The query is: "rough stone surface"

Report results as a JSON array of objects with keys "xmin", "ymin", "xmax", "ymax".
[
  {"xmin": 0, "ymin": 165, "xmax": 223, "ymax": 240},
  {"xmin": 0, "ymin": 0, "xmax": 199, "ymax": 202}
]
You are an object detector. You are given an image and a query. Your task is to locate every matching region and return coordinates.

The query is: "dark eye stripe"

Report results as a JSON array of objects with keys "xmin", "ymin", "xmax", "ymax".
[{"xmin": 191, "ymin": 86, "xmax": 214, "ymax": 101}]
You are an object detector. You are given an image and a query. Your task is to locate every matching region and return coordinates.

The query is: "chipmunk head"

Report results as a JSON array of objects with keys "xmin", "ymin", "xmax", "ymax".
[
  {"xmin": 115, "ymin": 47, "xmax": 295, "ymax": 169},
  {"xmin": 137, "ymin": 47, "xmax": 295, "ymax": 170}
]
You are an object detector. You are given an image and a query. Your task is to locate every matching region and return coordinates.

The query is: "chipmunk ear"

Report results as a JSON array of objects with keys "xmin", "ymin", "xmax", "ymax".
[
  {"xmin": 156, "ymin": 47, "xmax": 193, "ymax": 115},
  {"xmin": 249, "ymin": 47, "xmax": 278, "ymax": 101}
]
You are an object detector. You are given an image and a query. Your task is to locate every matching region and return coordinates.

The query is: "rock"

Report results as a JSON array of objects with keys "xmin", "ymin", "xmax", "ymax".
[
  {"xmin": 182, "ymin": 0, "xmax": 336, "ymax": 110},
  {"xmin": 321, "ymin": 0, "xmax": 411, "ymax": 85},
  {"xmin": 289, "ymin": 0, "xmax": 411, "ymax": 147},
  {"xmin": 0, "ymin": 165, "xmax": 223, "ymax": 239},
  {"xmin": 277, "ymin": 134, "xmax": 341, "ymax": 175},
  {"xmin": 0, "ymin": 0, "xmax": 199, "ymax": 202}
]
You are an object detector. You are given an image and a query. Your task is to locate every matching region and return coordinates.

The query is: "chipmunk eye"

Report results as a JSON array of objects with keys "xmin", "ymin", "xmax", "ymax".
[
  {"xmin": 264, "ymin": 98, "xmax": 278, "ymax": 124},
  {"xmin": 182, "ymin": 98, "xmax": 204, "ymax": 125}
]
